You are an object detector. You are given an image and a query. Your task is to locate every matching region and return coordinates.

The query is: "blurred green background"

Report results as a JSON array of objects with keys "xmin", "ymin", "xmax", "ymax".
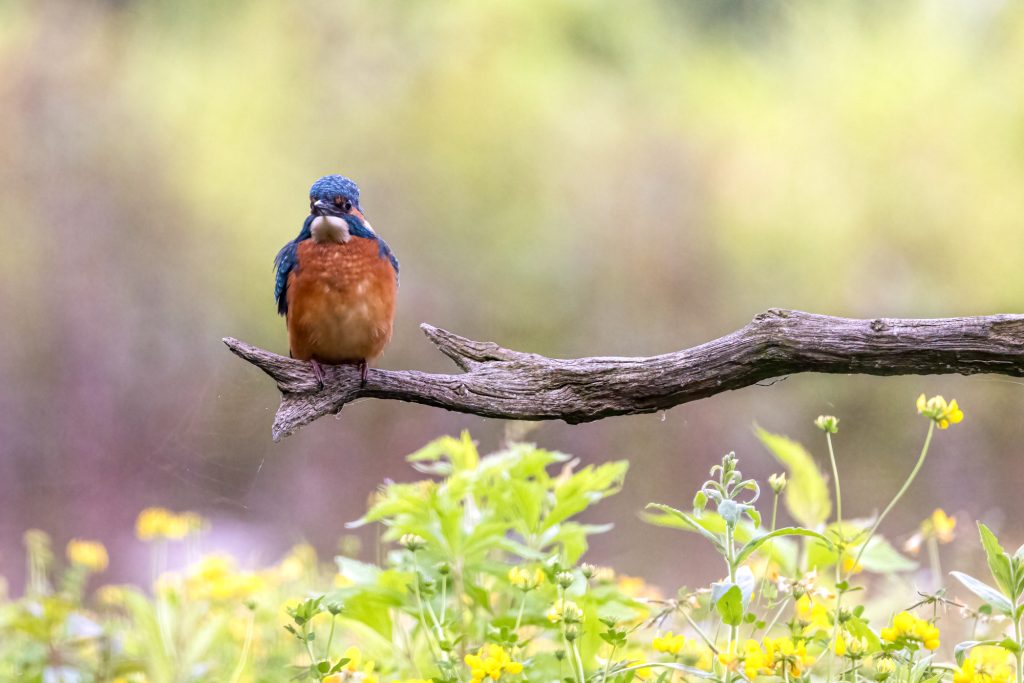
[{"xmin": 2, "ymin": 0, "xmax": 1024, "ymax": 590}]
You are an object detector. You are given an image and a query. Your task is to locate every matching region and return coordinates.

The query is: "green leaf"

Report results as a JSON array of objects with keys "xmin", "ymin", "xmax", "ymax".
[
  {"xmin": 645, "ymin": 504, "xmax": 725, "ymax": 552},
  {"xmin": 858, "ymin": 535, "xmax": 918, "ymax": 573},
  {"xmin": 735, "ymin": 527, "xmax": 832, "ymax": 565},
  {"xmin": 715, "ymin": 585, "xmax": 744, "ymax": 626},
  {"xmin": 978, "ymin": 523, "xmax": 1016, "ymax": 599},
  {"xmin": 950, "ymin": 571, "xmax": 1015, "ymax": 615},
  {"xmin": 755, "ymin": 428, "xmax": 831, "ymax": 528}
]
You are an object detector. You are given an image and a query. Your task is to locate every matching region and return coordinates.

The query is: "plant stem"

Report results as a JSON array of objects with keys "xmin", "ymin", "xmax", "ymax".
[
  {"xmin": 1014, "ymin": 612, "xmax": 1023, "ymax": 683},
  {"xmin": 854, "ymin": 422, "xmax": 935, "ymax": 569},
  {"xmin": 826, "ymin": 431, "xmax": 843, "ymax": 584},
  {"xmin": 927, "ymin": 536, "xmax": 943, "ymax": 591},
  {"xmin": 514, "ymin": 594, "xmax": 527, "ymax": 634},
  {"xmin": 228, "ymin": 610, "xmax": 256, "ymax": 683}
]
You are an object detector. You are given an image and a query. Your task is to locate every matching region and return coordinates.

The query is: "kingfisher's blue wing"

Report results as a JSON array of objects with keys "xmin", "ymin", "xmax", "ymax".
[
  {"xmin": 274, "ymin": 240, "xmax": 298, "ymax": 315},
  {"xmin": 274, "ymin": 217, "xmax": 314, "ymax": 316}
]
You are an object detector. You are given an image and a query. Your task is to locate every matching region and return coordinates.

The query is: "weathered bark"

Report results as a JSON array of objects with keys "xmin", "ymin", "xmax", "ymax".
[{"xmin": 224, "ymin": 309, "xmax": 1024, "ymax": 440}]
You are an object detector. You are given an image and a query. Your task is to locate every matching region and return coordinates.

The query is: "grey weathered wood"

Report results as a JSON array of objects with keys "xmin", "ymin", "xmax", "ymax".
[{"xmin": 223, "ymin": 309, "xmax": 1024, "ymax": 440}]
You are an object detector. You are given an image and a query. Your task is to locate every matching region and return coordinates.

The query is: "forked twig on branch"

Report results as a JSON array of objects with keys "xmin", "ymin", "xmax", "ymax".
[{"xmin": 224, "ymin": 309, "xmax": 1024, "ymax": 441}]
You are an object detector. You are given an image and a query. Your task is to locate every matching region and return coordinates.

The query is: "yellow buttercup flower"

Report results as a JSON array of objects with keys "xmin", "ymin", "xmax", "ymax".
[
  {"xmin": 795, "ymin": 594, "xmax": 832, "ymax": 635},
  {"xmin": 916, "ymin": 394, "xmax": 964, "ymax": 429},
  {"xmin": 906, "ymin": 508, "xmax": 958, "ymax": 554},
  {"xmin": 66, "ymin": 539, "xmax": 109, "ymax": 572},
  {"xmin": 508, "ymin": 566, "xmax": 544, "ymax": 592},
  {"xmin": 954, "ymin": 645, "xmax": 1014, "ymax": 683},
  {"xmin": 464, "ymin": 644, "xmax": 522, "ymax": 683},
  {"xmin": 880, "ymin": 611, "xmax": 940, "ymax": 650},
  {"xmin": 926, "ymin": 508, "xmax": 957, "ymax": 543},
  {"xmin": 135, "ymin": 507, "xmax": 204, "ymax": 541},
  {"xmin": 653, "ymin": 631, "xmax": 685, "ymax": 655}
]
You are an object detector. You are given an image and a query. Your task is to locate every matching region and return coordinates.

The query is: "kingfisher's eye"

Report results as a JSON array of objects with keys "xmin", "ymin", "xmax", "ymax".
[{"xmin": 334, "ymin": 196, "xmax": 353, "ymax": 211}]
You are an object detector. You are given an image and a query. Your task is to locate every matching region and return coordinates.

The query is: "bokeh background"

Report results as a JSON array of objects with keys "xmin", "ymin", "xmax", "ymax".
[{"xmin": 2, "ymin": 0, "xmax": 1024, "ymax": 592}]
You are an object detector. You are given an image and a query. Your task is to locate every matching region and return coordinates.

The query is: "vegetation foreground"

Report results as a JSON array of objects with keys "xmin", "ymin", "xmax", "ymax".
[{"xmin": 4, "ymin": 394, "xmax": 1022, "ymax": 683}]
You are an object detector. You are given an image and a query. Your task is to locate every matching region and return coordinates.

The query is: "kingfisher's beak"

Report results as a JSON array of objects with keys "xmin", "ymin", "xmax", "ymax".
[{"xmin": 311, "ymin": 199, "xmax": 333, "ymax": 216}]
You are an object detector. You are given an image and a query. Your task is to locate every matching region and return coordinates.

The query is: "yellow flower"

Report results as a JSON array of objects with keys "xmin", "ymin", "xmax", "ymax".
[
  {"xmin": 927, "ymin": 508, "xmax": 957, "ymax": 543},
  {"xmin": 916, "ymin": 394, "xmax": 964, "ymax": 429},
  {"xmin": 954, "ymin": 646, "xmax": 1014, "ymax": 683},
  {"xmin": 324, "ymin": 646, "xmax": 379, "ymax": 683},
  {"xmin": 508, "ymin": 566, "xmax": 544, "ymax": 592},
  {"xmin": 183, "ymin": 554, "xmax": 267, "ymax": 602},
  {"xmin": 617, "ymin": 574, "xmax": 662, "ymax": 599},
  {"xmin": 66, "ymin": 539, "xmax": 109, "ymax": 572},
  {"xmin": 842, "ymin": 555, "xmax": 863, "ymax": 575},
  {"xmin": 881, "ymin": 611, "xmax": 940, "ymax": 650},
  {"xmin": 96, "ymin": 585, "xmax": 127, "ymax": 606},
  {"xmin": 653, "ymin": 631, "xmax": 685, "ymax": 655},
  {"xmin": 795, "ymin": 594, "xmax": 832, "ymax": 635},
  {"xmin": 135, "ymin": 508, "xmax": 203, "ymax": 541},
  {"xmin": 546, "ymin": 598, "xmax": 583, "ymax": 624},
  {"xmin": 763, "ymin": 637, "xmax": 815, "ymax": 677},
  {"xmin": 464, "ymin": 644, "xmax": 522, "ymax": 682}
]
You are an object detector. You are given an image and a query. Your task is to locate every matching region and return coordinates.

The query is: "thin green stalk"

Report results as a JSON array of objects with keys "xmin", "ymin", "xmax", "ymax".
[
  {"xmin": 854, "ymin": 422, "xmax": 935, "ymax": 568},
  {"xmin": 681, "ymin": 608, "xmax": 718, "ymax": 653},
  {"xmin": 827, "ymin": 431, "xmax": 843, "ymax": 584},
  {"xmin": 760, "ymin": 596, "xmax": 791, "ymax": 636},
  {"xmin": 227, "ymin": 610, "xmax": 256, "ymax": 683},
  {"xmin": 325, "ymin": 614, "xmax": 337, "ymax": 660},
  {"xmin": 1014, "ymin": 614, "xmax": 1023, "ymax": 683},
  {"xmin": 513, "ymin": 594, "xmax": 527, "ymax": 634},
  {"xmin": 572, "ymin": 639, "xmax": 587, "ymax": 683},
  {"xmin": 302, "ymin": 622, "xmax": 321, "ymax": 679},
  {"xmin": 600, "ymin": 642, "xmax": 618, "ymax": 683},
  {"xmin": 410, "ymin": 556, "xmax": 443, "ymax": 665},
  {"xmin": 440, "ymin": 575, "xmax": 448, "ymax": 625},
  {"xmin": 926, "ymin": 536, "xmax": 943, "ymax": 590}
]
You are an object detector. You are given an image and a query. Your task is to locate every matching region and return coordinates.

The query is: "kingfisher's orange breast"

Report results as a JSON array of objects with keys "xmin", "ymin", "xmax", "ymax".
[{"xmin": 286, "ymin": 237, "xmax": 397, "ymax": 364}]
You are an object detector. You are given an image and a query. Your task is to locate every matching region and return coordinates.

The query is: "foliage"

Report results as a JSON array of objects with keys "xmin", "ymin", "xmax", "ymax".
[{"xmin": 2, "ymin": 398, "xmax": 1023, "ymax": 683}]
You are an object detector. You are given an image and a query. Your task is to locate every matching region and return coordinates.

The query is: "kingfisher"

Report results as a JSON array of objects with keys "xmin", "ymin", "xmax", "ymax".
[{"xmin": 274, "ymin": 175, "xmax": 399, "ymax": 388}]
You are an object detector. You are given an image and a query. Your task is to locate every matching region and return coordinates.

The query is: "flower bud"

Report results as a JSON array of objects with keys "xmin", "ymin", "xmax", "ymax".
[
  {"xmin": 768, "ymin": 473, "xmax": 788, "ymax": 494},
  {"xmin": 400, "ymin": 534, "xmax": 426, "ymax": 552},
  {"xmin": 814, "ymin": 415, "xmax": 839, "ymax": 434}
]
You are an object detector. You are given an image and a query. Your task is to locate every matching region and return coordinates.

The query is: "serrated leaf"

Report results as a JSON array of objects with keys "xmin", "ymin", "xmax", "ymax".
[
  {"xmin": 755, "ymin": 428, "xmax": 831, "ymax": 528},
  {"xmin": 950, "ymin": 571, "xmax": 1014, "ymax": 615}
]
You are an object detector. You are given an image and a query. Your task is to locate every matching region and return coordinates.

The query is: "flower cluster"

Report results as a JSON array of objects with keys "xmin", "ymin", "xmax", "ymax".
[
  {"xmin": 905, "ymin": 508, "xmax": 957, "ymax": 554},
  {"xmin": 464, "ymin": 644, "xmax": 523, "ymax": 683},
  {"xmin": 916, "ymin": 394, "xmax": 964, "ymax": 429},
  {"xmin": 546, "ymin": 598, "xmax": 583, "ymax": 624},
  {"xmin": 720, "ymin": 638, "xmax": 815, "ymax": 678},
  {"xmin": 653, "ymin": 632, "xmax": 712, "ymax": 669},
  {"xmin": 66, "ymin": 539, "xmax": 109, "ymax": 572},
  {"xmin": 135, "ymin": 507, "xmax": 204, "ymax": 541},
  {"xmin": 954, "ymin": 646, "xmax": 1015, "ymax": 683},
  {"xmin": 508, "ymin": 566, "xmax": 544, "ymax": 592},
  {"xmin": 880, "ymin": 611, "xmax": 941, "ymax": 651}
]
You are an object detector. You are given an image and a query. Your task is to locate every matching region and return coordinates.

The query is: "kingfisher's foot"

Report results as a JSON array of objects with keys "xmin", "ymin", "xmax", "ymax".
[
  {"xmin": 358, "ymin": 360, "xmax": 368, "ymax": 388},
  {"xmin": 310, "ymin": 359, "xmax": 325, "ymax": 391}
]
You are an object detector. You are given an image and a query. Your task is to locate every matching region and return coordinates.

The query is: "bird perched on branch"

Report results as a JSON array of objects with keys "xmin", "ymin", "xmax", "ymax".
[{"xmin": 274, "ymin": 175, "xmax": 399, "ymax": 388}]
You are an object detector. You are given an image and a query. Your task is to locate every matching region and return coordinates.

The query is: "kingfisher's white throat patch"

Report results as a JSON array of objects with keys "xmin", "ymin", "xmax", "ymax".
[{"xmin": 310, "ymin": 215, "xmax": 351, "ymax": 243}]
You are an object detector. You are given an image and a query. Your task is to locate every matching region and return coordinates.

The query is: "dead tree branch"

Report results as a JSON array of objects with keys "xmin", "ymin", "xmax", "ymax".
[{"xmin": 224, "ymin": 309, "xmax": 1024, "ymax": 440}]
